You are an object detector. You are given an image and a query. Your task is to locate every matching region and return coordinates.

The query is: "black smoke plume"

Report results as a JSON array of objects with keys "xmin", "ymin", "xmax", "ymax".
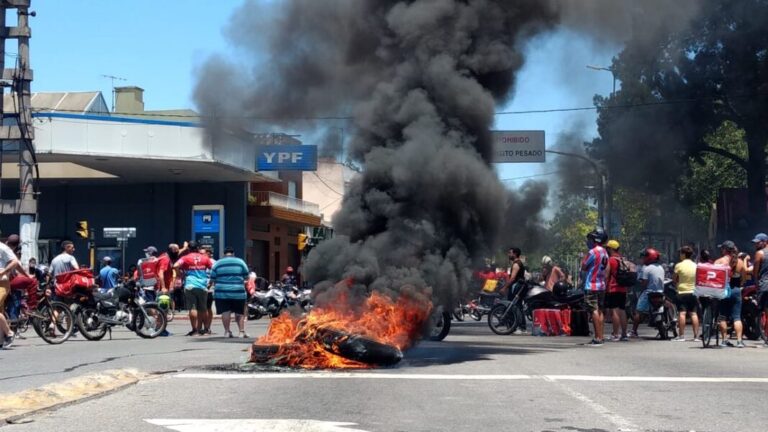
[{"xmin": 194, "ymin": 1, "xmax": 703, "ymax": 308}]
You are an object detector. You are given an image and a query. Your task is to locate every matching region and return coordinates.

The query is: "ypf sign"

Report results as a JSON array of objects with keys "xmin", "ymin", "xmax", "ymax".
[
  {"xmin": 256, "ymin": 145, "xmax": 318, "ymax": 171},
  {"xmin": 491, "ymin": 130, "xmax": 545, "ymax": 163}
]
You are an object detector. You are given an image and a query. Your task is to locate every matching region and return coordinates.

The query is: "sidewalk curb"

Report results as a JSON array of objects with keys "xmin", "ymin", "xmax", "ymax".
[{"xmin": 0, "ymin": 368, "xmax": 151, "ymax": 424}]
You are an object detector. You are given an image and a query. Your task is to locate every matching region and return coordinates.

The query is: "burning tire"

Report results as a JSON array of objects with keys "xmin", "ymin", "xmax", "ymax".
[{"xmin": 315, "ymin": 327, "xmax": 403, "ymax": 367}]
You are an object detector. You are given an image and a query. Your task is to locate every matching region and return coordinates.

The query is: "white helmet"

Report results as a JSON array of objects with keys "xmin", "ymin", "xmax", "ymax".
[{"xmin": 541, "ymin": 256, "xmax": 553, "ymax": 267}]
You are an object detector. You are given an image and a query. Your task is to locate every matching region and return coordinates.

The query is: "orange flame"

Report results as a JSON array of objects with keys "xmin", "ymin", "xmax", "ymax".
[{"xmin": 252, "ymin": 289, "xmax": 432, "ymax": 369}]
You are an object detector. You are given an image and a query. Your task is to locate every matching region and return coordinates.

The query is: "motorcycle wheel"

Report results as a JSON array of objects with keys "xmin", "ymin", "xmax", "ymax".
[
  {"xmin": 76, "ymin": 307, "xmax": 109, "ymax": 341},
  {"xmin": 428, "ymin": 310, "xmax": 452, "ymax": 341},
  {"xmin": 488, "ymin": 304, "xmax": 520, "ymax": 336},
  {"xmin": 248, "ymin": 307, "xmax": 263, "ymax": 321},
  {"xmin": 133, "ymin": 304, "xmax": 167, "ymax": 339},
  {"xmin": 452, "ymin": 308, "xmax": 465, "ymax": 322},
  {"xmin": 469, "ymin": 310, "xmax": 482, "ymax": 321},
  {"xmin": 32, "ymin": 301, "xmax": 74, "ymax": 345}
]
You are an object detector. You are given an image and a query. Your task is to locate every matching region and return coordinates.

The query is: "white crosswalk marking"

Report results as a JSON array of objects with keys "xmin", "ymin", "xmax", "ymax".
[{"xmin": 145, "ymin": 419, "xmax": 371, "ymax": 432}]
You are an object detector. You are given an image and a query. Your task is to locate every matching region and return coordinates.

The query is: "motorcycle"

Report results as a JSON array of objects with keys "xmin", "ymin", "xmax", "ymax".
[
  {"xmin": 75, "ymin": 282, "xmax": 167, "ymax": 340},
  {"xmin": 247, "ymin": 281, "xmax": 289, "ymax": 320},
  {"xmin": 299, "ymin": 285, "xmax": 313, "ymax": 312},
  {"xmin": 488, "ymin": 281, "xmax": 586, "ymax": 335},
  {"xmin": 645, "ymin": 280, "xmax": 678, "ymax": 340}
]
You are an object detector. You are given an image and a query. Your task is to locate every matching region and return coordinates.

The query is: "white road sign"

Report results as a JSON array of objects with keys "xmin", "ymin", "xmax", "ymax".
[{"xmin": 491, "ymin": 130, "xmax": 545, "ymax": 163}]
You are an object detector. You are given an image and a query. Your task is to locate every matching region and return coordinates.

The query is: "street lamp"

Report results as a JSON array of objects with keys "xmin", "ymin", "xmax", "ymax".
[
  {"xmin": 586, "ymin": 65, "xmax": 617, "ymax": 96},
  {"xmin": 546, "ymin": 150, "xmax": 606, "ymax": 229}
]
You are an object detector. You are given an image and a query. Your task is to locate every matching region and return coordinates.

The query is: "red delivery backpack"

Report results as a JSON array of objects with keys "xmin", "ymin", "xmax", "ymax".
[
  {"xmin": 694, "ymin": 263, "xmax": 731, "ymax": 299},
  {"xmin": 55, "ymin": 268, "xmax": 95, "ymax": 298}
]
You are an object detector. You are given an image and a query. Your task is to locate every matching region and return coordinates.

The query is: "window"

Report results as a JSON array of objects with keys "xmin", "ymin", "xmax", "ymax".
[{"xmin": 288, "ymin": 181, "xmax": 297, "ymax": 198}]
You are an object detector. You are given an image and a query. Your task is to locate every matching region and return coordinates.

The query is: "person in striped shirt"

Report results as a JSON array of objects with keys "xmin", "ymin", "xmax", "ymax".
[
  {"xmin": 210, "ymin": 247, "xmax": 250, "ymax": 338},
  {"xmin": 581, "ymin": 227, "xmax": 609, "ymax": 346}
]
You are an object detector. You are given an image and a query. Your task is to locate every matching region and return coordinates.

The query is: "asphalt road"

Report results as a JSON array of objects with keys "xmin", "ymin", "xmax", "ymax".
[{"xmin": 2, "ymin": 318, "xmax": 768, "ymax": 432}]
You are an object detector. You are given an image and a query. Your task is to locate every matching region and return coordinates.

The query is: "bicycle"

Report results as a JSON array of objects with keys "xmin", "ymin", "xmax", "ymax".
[
  {"xmin": 6, "ymin": 289, "xmax": 75, "ymax": 344},
  {"xmin": 700, "ymin": 296, "xmax": 721, "ymax": 348}
]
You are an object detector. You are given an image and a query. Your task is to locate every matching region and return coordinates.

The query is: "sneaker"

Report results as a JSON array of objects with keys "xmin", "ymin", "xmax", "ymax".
[
  {"xmin": 719, "ymin": 341, "xmax": 729, "ymax": 348},
  {"xmin": 159, "ymin": 330, "xmax": 171, "ymax": 337},
  {"xmin": 185, "ymin": 330, "xmax": 197, "ymax": 337},
  {"xmin": 619, "ymin": 336, "xmax": 630, "ymax": 342},
  {"xmin": 628, "ymin": 330, "xmax": 639, "ymax": 338},
  {"xmin": 513, "ymin": 329, "xmax": 524, "ymax": 335},
  {"xmin": 610, "ymin": 335, "xmax": 621, "ymax": 342},
  {"xmin": 224, "ymin": 331, "xmax": 233, "ymax": 338},
  {"xmin": 2, "ymin": 333, "xmax": 14, "ymax": 349},
  {"xmin": 588, "ymin": 339, "xmax": 604, "ymax": 346},
  {"xmin": 725, "ymin": 340, "xmax": 734, "ymax": 347},
  {"xmin": 736, "ymin": 341, "xmax": 746, "ymax": 348},
  {"xmin": 672, "ymin": 337, "xmax": 686, "ymax": 342},
  {"xmin": 201, "ymin": 328, "xmax": 212, "ymax": 336},
  {"xmin": 239, "ymin": 332, "xmax": 251, "ymax": 339}
]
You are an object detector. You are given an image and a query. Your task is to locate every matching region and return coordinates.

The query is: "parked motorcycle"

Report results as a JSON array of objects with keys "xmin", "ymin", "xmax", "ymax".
[
  {"xmin": 247, "ymin": 281, "xmax": 289, "ymax": 320},
  {"xmin": 645, "ymin": 280, "xmax": 678, "ymax": 340},
  {"xmin": 488, "ymin": 281, "xmax": 586, "ymax": 335},
  {"xmin": 75, "ymin": 283, "xmax": 167, "ymax": 340}
]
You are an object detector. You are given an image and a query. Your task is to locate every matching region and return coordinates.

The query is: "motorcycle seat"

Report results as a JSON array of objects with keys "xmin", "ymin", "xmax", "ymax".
[{"xmin": 92, "ymin": 291, "xmax": 115, "ymax": 302}]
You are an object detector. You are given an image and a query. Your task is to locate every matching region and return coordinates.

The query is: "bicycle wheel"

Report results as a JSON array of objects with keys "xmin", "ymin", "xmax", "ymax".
[
  {"xmin": 33, "ymin": 301, "xmax": 74, "ymax": 344},
  {"xmin": 133, "ymin": 304, "xmax": 167, "ymax": 339},
  {"xmin": 701, "ymin": 302, "xmax": 714, "ymax": 348}
]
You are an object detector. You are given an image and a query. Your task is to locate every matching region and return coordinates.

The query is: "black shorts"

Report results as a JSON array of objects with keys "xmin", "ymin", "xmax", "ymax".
[
  {"xmin": 585, "ymin": 291, "xmax": 605, "ymax": 312},
  {"xmin": 604, "ymin": 292, "xmax": 626, "ymax": 310},
  {"xmin": 675, "ymin": 293, "xmax": 699, "ymax": 313},
  {"xmin": 214, "ymin": 298, "xmax": 246, "ymax": 315},
  {"xmin": 207, "ymin": 291, "xmax": 214, "ymax": 309}
]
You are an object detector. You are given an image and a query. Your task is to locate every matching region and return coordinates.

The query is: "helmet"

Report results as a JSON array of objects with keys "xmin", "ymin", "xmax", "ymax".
[
  {"xmin": 586, "ymin": 227, "xmax": 608, "ymax": 244},
  {"xmin": 641, "ymin": 248, "xmax": 660, "ymax": 265},
  {"xmin": 541, "ymin": 256, "xmax": 553, "ymax": 267},
  {"xmin": 606, "ymin": 239, "xmax": 620, "ymax": 250},
  {"xmin": 157, "ymin": 294, "xmax": 171, "ymax": 310},
  {"xmin": 553, "ymin": 281, "xmax": 571, "ymax": 298},
  {"xmin": 286, "ymin": 266, "xmax": 294, "ymax": 273}
]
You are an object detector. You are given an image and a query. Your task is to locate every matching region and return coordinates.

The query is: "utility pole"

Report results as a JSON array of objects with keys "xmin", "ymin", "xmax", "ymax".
[
  {"xmin": 546, "ymin": 150, "xmax": 606, "ymax": 230},
  {"xmin": 0, "ymin": 0, "xmax": 38, "ymax": 262}
]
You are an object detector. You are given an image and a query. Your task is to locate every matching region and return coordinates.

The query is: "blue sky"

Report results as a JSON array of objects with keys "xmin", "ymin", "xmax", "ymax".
[{"xmin": 29, "ymin": 1, "xmax": 617, "ymax": 187}]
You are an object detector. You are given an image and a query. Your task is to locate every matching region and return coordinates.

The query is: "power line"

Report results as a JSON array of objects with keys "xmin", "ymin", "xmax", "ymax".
[
  {"xmin": 500, "ymin": 171, "xmax": 562, "ymax": 182},
  {"xmin": 311, "ymin": 172, "xmax": 345, "ymax": 196},
  {"xmin": 28, "ymin": 92, "xmax": 761, "ymax": 122}
]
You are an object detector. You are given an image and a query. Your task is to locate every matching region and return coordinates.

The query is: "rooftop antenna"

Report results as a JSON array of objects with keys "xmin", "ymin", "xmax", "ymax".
[{"xmin": 101, "ymin": 74, "xmax": 127, "ymax": 112}]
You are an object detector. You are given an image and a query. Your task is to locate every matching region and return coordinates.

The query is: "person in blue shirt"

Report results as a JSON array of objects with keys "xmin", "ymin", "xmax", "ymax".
[
  {"xmin": 210, "ymin": 247, "xmax": 250, "ymax": 338},
  {"xmin": 98, "ymin": 257, "xmax": 120, "ymax": 293}
]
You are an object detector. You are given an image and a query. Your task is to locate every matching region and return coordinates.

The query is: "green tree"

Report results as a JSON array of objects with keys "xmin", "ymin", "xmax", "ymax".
[
  {"xmin": 546, "ymin": 195, "xmax": 597, "ymax": 270},
  {"xmin": 678, "ymin": 121, "xmax": 748, "ymax": 224},
  {"xmin": 589, "ymin": 0, "xmax": 768, "ymax": 219}
]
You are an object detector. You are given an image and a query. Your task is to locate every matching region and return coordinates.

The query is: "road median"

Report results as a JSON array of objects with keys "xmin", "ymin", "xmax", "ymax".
[{"xmin": 0, "ymin": 368, "xmax": 149, "ymax": 424}]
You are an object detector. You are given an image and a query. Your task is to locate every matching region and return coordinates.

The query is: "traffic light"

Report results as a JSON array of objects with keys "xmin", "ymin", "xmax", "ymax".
[
  {"xmin": 297, "ymin": 233, "xmax": 308, "ymax": 251},
  {"xmin": 75, "ymin": 220, "xmax": 89, "ymax": 239}
]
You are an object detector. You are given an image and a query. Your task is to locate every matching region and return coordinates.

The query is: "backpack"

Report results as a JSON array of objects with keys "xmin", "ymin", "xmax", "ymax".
[{"xmin": 615, "ymin": 257, "xmax": 638, "ymax": 287}]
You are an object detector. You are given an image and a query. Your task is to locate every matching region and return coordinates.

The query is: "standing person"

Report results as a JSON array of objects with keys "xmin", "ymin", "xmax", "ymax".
[
  {"xmin": 0, "ymin": 238, "xmax": 20, "ymax": 347},
  {"xmin": 714, "ymin": 240, "xmax": 746, "ymax": 348},
  {"xmin": 50, "ymin": 241, "xmax": 79, "ymax": 280},
  {"xmin": 672, "ymin": 246, "xmax": 700, "ymax": 342},
  {"xmin": 137, "ymin": 246, "xmax": 160, "ymax": 302},
  {"xmin": 581, "ymin": 228, "xmax": 609, "ymax": 346},
  {"xmin": 201, "ymin": 246, "xmax": 216, "ymax": 335},
  {"xmin": 541, "ymin": 256, "xmax": 565, "ymax": 291},
  {"xmin": 98, "ymin": 257, "xmax": 119, "ymax": 293},
  {"xmin": 157, "ymin": 243, "xmax": 181, "ymax": 307},
  {"xmin": 630, "ymin": 248, "xmax": 665, "ymax": 338},
  {"xmin": 499, "ymin": 247, "xmax": 527, "ymax": 334},
  {"xmin": 210, "ymin": 247, "xmax": 250, "ymax": 338},
  {"xmin": 173, "ymin": 241, "xmax": 213, "ymax": 336},
  {"xmin": 281, "ymin": 266, "xmax": 297, "ymax": 286},
  {"xmin": 751, "ymin": 233, "xmax": 768, "ymax": 346},
  {"xmin": 604, "ymin": 240, "xmax": 629, "ymax": 342},
  {"xmin": 699, "ymin": 249, "xmax": 713, "ymax": 264}
]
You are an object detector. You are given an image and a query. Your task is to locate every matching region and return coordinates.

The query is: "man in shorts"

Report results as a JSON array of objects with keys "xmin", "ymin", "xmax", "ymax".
[
  {"xmin": 581, "ymin": 227, "xmax": 609, "ymax": 346},
  {"xmin": 173, "ymin": 241, "xmax": 213, "ymax": 336},
  {"xmin": 210, "ymin": 247, "xmax": 250, "ymax": 338},
  {"xmin": 605, "ymin": 240, "xmax": 629, "ymax": 341},
  {"xmin": 673, "ymin": 246, "xmax": 699, "ymax": 341}
]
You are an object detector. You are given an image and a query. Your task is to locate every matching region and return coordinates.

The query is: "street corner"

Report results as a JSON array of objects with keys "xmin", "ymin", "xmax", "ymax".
[{"xmin": 0, "ymin": 368, "xmax": 150, "ymax": 424}]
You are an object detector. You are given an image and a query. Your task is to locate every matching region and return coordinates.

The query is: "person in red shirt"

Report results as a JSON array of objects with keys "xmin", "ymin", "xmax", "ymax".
[{"xmin": 604, "ymin": 240, "xmax": 628, "ymax": 342}]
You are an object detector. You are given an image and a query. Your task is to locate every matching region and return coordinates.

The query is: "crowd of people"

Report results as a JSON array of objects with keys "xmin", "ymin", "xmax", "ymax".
[
  {"xmin": 0, "ymin": 236, "xmax": 269, "ymax": 348},
  {"xmin": 482, "ymin": 227, "xmax": 768, "ymax": 348}
]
